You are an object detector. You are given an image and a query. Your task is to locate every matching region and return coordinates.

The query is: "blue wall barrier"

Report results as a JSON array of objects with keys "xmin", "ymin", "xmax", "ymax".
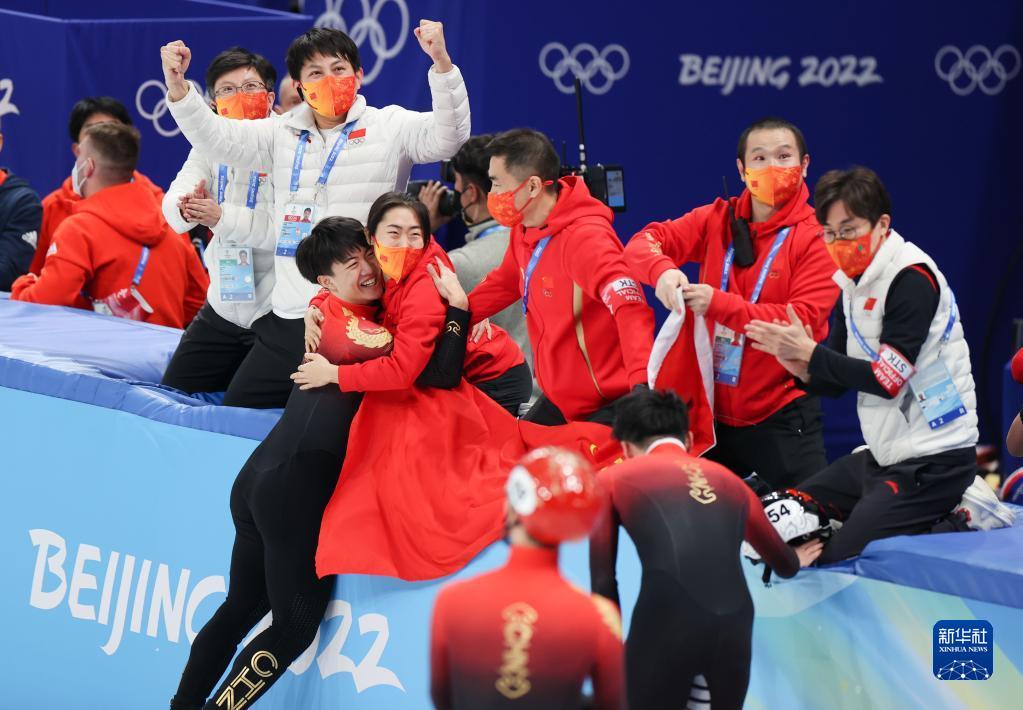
[{"xmin": 3, "ymin": 378, "xmax": 1022, "ymax": 708}]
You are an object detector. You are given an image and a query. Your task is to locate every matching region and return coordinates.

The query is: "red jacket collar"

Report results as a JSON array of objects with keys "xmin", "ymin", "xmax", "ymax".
[{"xmin": 506, "ymin": 545, "xmax": 559, "ymax": 571}]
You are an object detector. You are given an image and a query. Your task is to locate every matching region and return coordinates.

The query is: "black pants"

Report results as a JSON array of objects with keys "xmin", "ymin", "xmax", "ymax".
[
  {"xmin": 626, "ymin": 569, "xmax": 752, "ymax": 710},
  {"xmin": 474, "ymin": 362, "xmax": 534, "ymax": 415},
  {"xmin": 170, "ymin": 385, "xmax": 361, "ymax": 710},
  {"xmin": 162, "ymin": 309, "xmax": 304, "ymax": 410},
  {"xmin": 801, "ymin": 446, "xmax": 977, "ymax": 565},
  {"xmin": 705, "ymin": 395, "xmax": 827, "ymax": 490},
  {"xmin": 162, "ymin": 303, "xmax": 256, "ymax": 394},
  {"xmin": 521, "ymin": 392, "xmax": 620, "ymax": 426}
]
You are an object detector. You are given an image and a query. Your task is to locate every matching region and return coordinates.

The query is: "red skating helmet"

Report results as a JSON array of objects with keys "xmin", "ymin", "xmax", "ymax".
[{"xmin": 506, "ymin": 447, "xmax": 604, "ymax": 545}]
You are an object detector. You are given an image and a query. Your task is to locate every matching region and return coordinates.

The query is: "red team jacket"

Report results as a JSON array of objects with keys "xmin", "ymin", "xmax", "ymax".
[
  {"xmin": 430, "ymin": 546, "xmax": 625, "ymax": 709},
  {"xmin": 469, "ymin": 176, "xmax": 654, "ymax": 420},
  {"xmin": 624, "ymin": 184, "xmax": 839, "ymax": 426},
  {"xmin": 337, "ymin": 239, "xmax": 523, "ymax": 392},
  {"xmin": 12, "ymin": 180, "xmax": 208, "ymax": 328},
  {"xmin": 33, "ymin": 170, "xmax": 165, "ymax": 274}
]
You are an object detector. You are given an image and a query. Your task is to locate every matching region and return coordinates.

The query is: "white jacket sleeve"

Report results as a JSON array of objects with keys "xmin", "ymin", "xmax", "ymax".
[
  {"xmin": 166, "ymin": 85, "xmax": 276, "ymax": 172},
  {"xmin": 399, "ymin": 65, "xmax": 471, "ymax": 164},
  {"xmin": 214, "ymin": 193, "xmax": 277, "ymax": 251},
  {"xmin": 162, "ymin": 147, "xmax": 212, "ymax": 235}
]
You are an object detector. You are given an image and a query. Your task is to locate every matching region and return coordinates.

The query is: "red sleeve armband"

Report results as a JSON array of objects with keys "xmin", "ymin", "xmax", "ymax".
[{"xmin": 872, "ymin": 343, "xmax": 916, "ymax": 396}]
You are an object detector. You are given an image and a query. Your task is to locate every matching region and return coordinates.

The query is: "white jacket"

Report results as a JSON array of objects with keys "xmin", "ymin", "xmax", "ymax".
[
  {"xmin": 167, "ymin": 66, "xmax": 471, "ymax": 318},
  {"xmin": 835, "ymin": 230, "xmax": 978, "ymax": 466},
  {"xmin": 163, "ymin": 148, "xmax": 276, "ymax": 329}
]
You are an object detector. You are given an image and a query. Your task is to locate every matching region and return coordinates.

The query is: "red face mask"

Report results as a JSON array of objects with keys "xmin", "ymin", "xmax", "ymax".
[
  {"xmin": 302, "ymin": 74, "xmax": 357, "ymax": 118},
  {"xmin": 825, "ymin": 231, "xmax": 877, "ymax": 278},
  {"xmin": 215, "ymin": 91, "xmax": 270, "ymax": 120},
  {"xmin": 744, "ymin": 165, "xmax": 803, "ymax": 207},
  {"xmin": 487, "ymin": 177, "xmax": 549, "ymax": 228}
]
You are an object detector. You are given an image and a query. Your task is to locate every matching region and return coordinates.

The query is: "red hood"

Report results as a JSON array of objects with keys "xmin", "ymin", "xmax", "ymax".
[
  {"xmin": 72, "ymin": 181, "xmax": 167, "ymax": 246},
  {"xmin": 521, "ymin": 175, "xmax": 613, "ymax": 246}
]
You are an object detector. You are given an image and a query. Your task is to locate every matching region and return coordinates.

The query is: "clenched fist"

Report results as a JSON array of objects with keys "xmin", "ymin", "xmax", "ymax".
[
  {"xmin": 161, "ymin": 40, "xmax": 192, "ymax": 102},
  {"xmin": 413, "ymin": 20, "xmax": 452, "ymax": 73}
]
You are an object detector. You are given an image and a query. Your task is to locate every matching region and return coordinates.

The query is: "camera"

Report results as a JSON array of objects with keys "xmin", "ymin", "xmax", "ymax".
[
  {"xmin": 561, "ymin": 164, "xmax": 626, "ymax": 212},
  {"xmin": 407, "ymin": 178, "xmax": 460, "ymax": 218}
]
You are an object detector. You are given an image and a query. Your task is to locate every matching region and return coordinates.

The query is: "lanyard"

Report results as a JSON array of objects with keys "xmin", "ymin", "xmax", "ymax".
[
  {"xmin": 849, "ymin": 290, "xmax": 958, "ymax": 361},
  {"xmin": 475, "ymin": 224, "xmax": 503, "ymax": 240},
  {"xmin": 217, "ymin": 165, "xmax": 260, "ymax": 210},
  {"xmin": 132, "ymin": 246, "xmax": 150, "ymax": 286},
  {"xmin": 720, "ymin": 227, "xmax": 790, "ymax": 303},
  {"xmin": 522, "ymin": 236, "xmax": 551, "ymax": 315},
  {"xmin": 289, "ymin": 121, "xmax": 357, "ymax": 195}
]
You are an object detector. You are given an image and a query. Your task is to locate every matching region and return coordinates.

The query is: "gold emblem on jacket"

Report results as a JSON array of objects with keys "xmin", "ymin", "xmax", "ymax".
[
  {"xmin": 681, "ymin": 462, "xmax": 717, "ymax": 504},
  {"xmin": 341, "ymin": 306, "xmax": 393, "ymax": 349},
  {"xmin": 496, "ymin": 602, "xmax": 538, "ymax": 700}
]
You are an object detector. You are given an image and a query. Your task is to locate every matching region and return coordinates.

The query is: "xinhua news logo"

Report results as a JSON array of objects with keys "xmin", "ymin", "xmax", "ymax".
[{"xmin": 933, "ymin": 620, "xmax": 993, "ymax": 680}]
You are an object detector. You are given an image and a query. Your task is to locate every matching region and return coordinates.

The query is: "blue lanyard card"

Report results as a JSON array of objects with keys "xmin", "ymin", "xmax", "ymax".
[
  {"xmin": 219, "ymin": 247, "xmax": 256, "ymax": 302},
  {"xmin": 276, "ymin": 202, "xmax": 316, "ymax": 257},
  {"xmin": 909, "ymin": 360, "xmax": 967, "ymax": 430}
]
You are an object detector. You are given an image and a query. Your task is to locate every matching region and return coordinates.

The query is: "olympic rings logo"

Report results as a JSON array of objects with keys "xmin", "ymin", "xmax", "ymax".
[
  {"xmin": 135, "ymin": 79, "xmax": 201, "ymax": 138},
  {"xmin": 539, "ymin": 42, "xmax": 630, "ymax": 95},
  {"xmin": 315, "ymin": 0, "xmax": 409, "ymax": 85},
  {"xmin": 935, "ymin": 44, "xmax": 1020, "ymax": 96}
]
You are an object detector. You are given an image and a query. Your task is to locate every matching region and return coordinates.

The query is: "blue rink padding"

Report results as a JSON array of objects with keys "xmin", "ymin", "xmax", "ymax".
[{"xmin": 2, "ymin": 307, "xmax": 1022, "ymax": 708}]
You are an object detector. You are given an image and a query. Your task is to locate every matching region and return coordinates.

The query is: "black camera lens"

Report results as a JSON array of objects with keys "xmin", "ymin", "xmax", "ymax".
[{"xmin": 407, "ymin": 180, "xmax": 460, "ymax": 218}]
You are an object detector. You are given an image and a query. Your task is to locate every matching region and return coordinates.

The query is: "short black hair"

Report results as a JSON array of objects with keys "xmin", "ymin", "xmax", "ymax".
[
  {"xmin": 286, "ymin": 28, "xmax": 362, "ymax": 81},
  {"xmin": 68, "ymin": 97, "xmax": 132, "ymax": 144},
  {"xmin": 366, "ymin": 191, "xmax": 431, "ymax": 239},
  {"xmin": 451, "ymin": 133, "xmax": 496, "ymax": 193},
  {"xmin": 487, "ymin": 128, "xmax": 561, "ymax": 186},
  {"xmin": 295, "ymin": 216, "xmax": 370, "ymax": 283},
  {"xmin": 814, "ymin": 167, "xmax": 893, "ymax": 227},
  {"xmin": 612, "ymin": 388, "xmax": 690, "ymax": 446},
  {"xmin": 205, "ymin": 46, "xmax": 277, "ymax": 96},
  {"xmin": 736, "ymin": 116, "xmax": 808, "ymax": 164}
]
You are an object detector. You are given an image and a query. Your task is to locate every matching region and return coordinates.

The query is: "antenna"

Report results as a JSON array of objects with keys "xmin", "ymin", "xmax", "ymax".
[{"xmin": 574, "ymin": 77, "xmax": 587, "ymax": 174}]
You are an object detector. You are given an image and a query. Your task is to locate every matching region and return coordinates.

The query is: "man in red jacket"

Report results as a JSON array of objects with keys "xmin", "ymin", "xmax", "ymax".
[
  {"xmin": 430, "ymin": 447, "xmax": 624, "ymax": 709},
  {"xmin": 468, "ymin": 128, "xmax": 654, "ymax": 425},
  {"xmin": 624, "ymin": 117, "xmax": 838, "ymax": 489},
  {"xmin": 32, "ymin": 97, "xmax": 167, "ymax": 275},
  {"xmin": 12, "ymin": 123, "xmax": 208, "ymax": 328}
]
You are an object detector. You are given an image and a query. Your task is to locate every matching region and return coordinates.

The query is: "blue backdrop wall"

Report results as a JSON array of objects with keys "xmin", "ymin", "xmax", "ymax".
[{"xmin": 1, "ymin": 0, "xmax": 1022, "ymax": 454}]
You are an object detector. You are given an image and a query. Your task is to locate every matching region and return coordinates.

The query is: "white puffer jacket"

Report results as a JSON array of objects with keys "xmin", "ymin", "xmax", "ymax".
[
  {"xmin": 167, "ymin": 66, "xmax": 471, "ymax": 318},
  {"xmin": 163, "ymin": 148, "xmax": 276, "ymax": 329},
  {"xmin": 835, "ymin": 230, "xmax": 978, "ymax": 466}
]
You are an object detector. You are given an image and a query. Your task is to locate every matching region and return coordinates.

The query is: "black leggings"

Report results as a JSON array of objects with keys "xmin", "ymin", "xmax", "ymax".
[
  {"xmin": 625, "ymin": 569, "xmax": 753, "ymax": 710},
  {"xmin": 170, "ymin": 385, "xmax": 361, "ymax": 710}
]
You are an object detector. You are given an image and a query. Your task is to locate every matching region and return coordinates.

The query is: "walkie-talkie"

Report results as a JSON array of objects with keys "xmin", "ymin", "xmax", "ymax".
[{"xmin": 722, "ymin": 176, "xmax": 755, "ymax": 268}]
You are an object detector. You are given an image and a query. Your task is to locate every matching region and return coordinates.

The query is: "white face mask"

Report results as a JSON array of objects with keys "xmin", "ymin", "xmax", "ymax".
[{"xmin": 71, "ymin": 160, "xmax": 87, "ymax": 197}]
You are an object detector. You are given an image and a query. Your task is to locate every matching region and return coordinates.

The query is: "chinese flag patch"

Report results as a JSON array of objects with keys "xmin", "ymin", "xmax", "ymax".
[
  {"xmin": 349, "ymin": 128, "xmax": 367, "ymax": 140},
  {"xmin": 864, "ymin": 297, "xmax": 877, "ymax": 311}
]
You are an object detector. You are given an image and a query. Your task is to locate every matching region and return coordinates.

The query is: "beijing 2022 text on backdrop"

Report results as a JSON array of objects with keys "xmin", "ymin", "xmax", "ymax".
[{"xmin": 1, "ymin": 0, "xmax": 1022, "ymax": 452}]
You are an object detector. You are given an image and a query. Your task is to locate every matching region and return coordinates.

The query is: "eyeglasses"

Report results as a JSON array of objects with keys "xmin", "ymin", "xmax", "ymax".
[
  {"xmin": 818, "ymin": 225, "xmax": 868, "ymax": 244},
  {"xmin": 213, "ymin": 81, "xmax": 268, "ymax": 99}
]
